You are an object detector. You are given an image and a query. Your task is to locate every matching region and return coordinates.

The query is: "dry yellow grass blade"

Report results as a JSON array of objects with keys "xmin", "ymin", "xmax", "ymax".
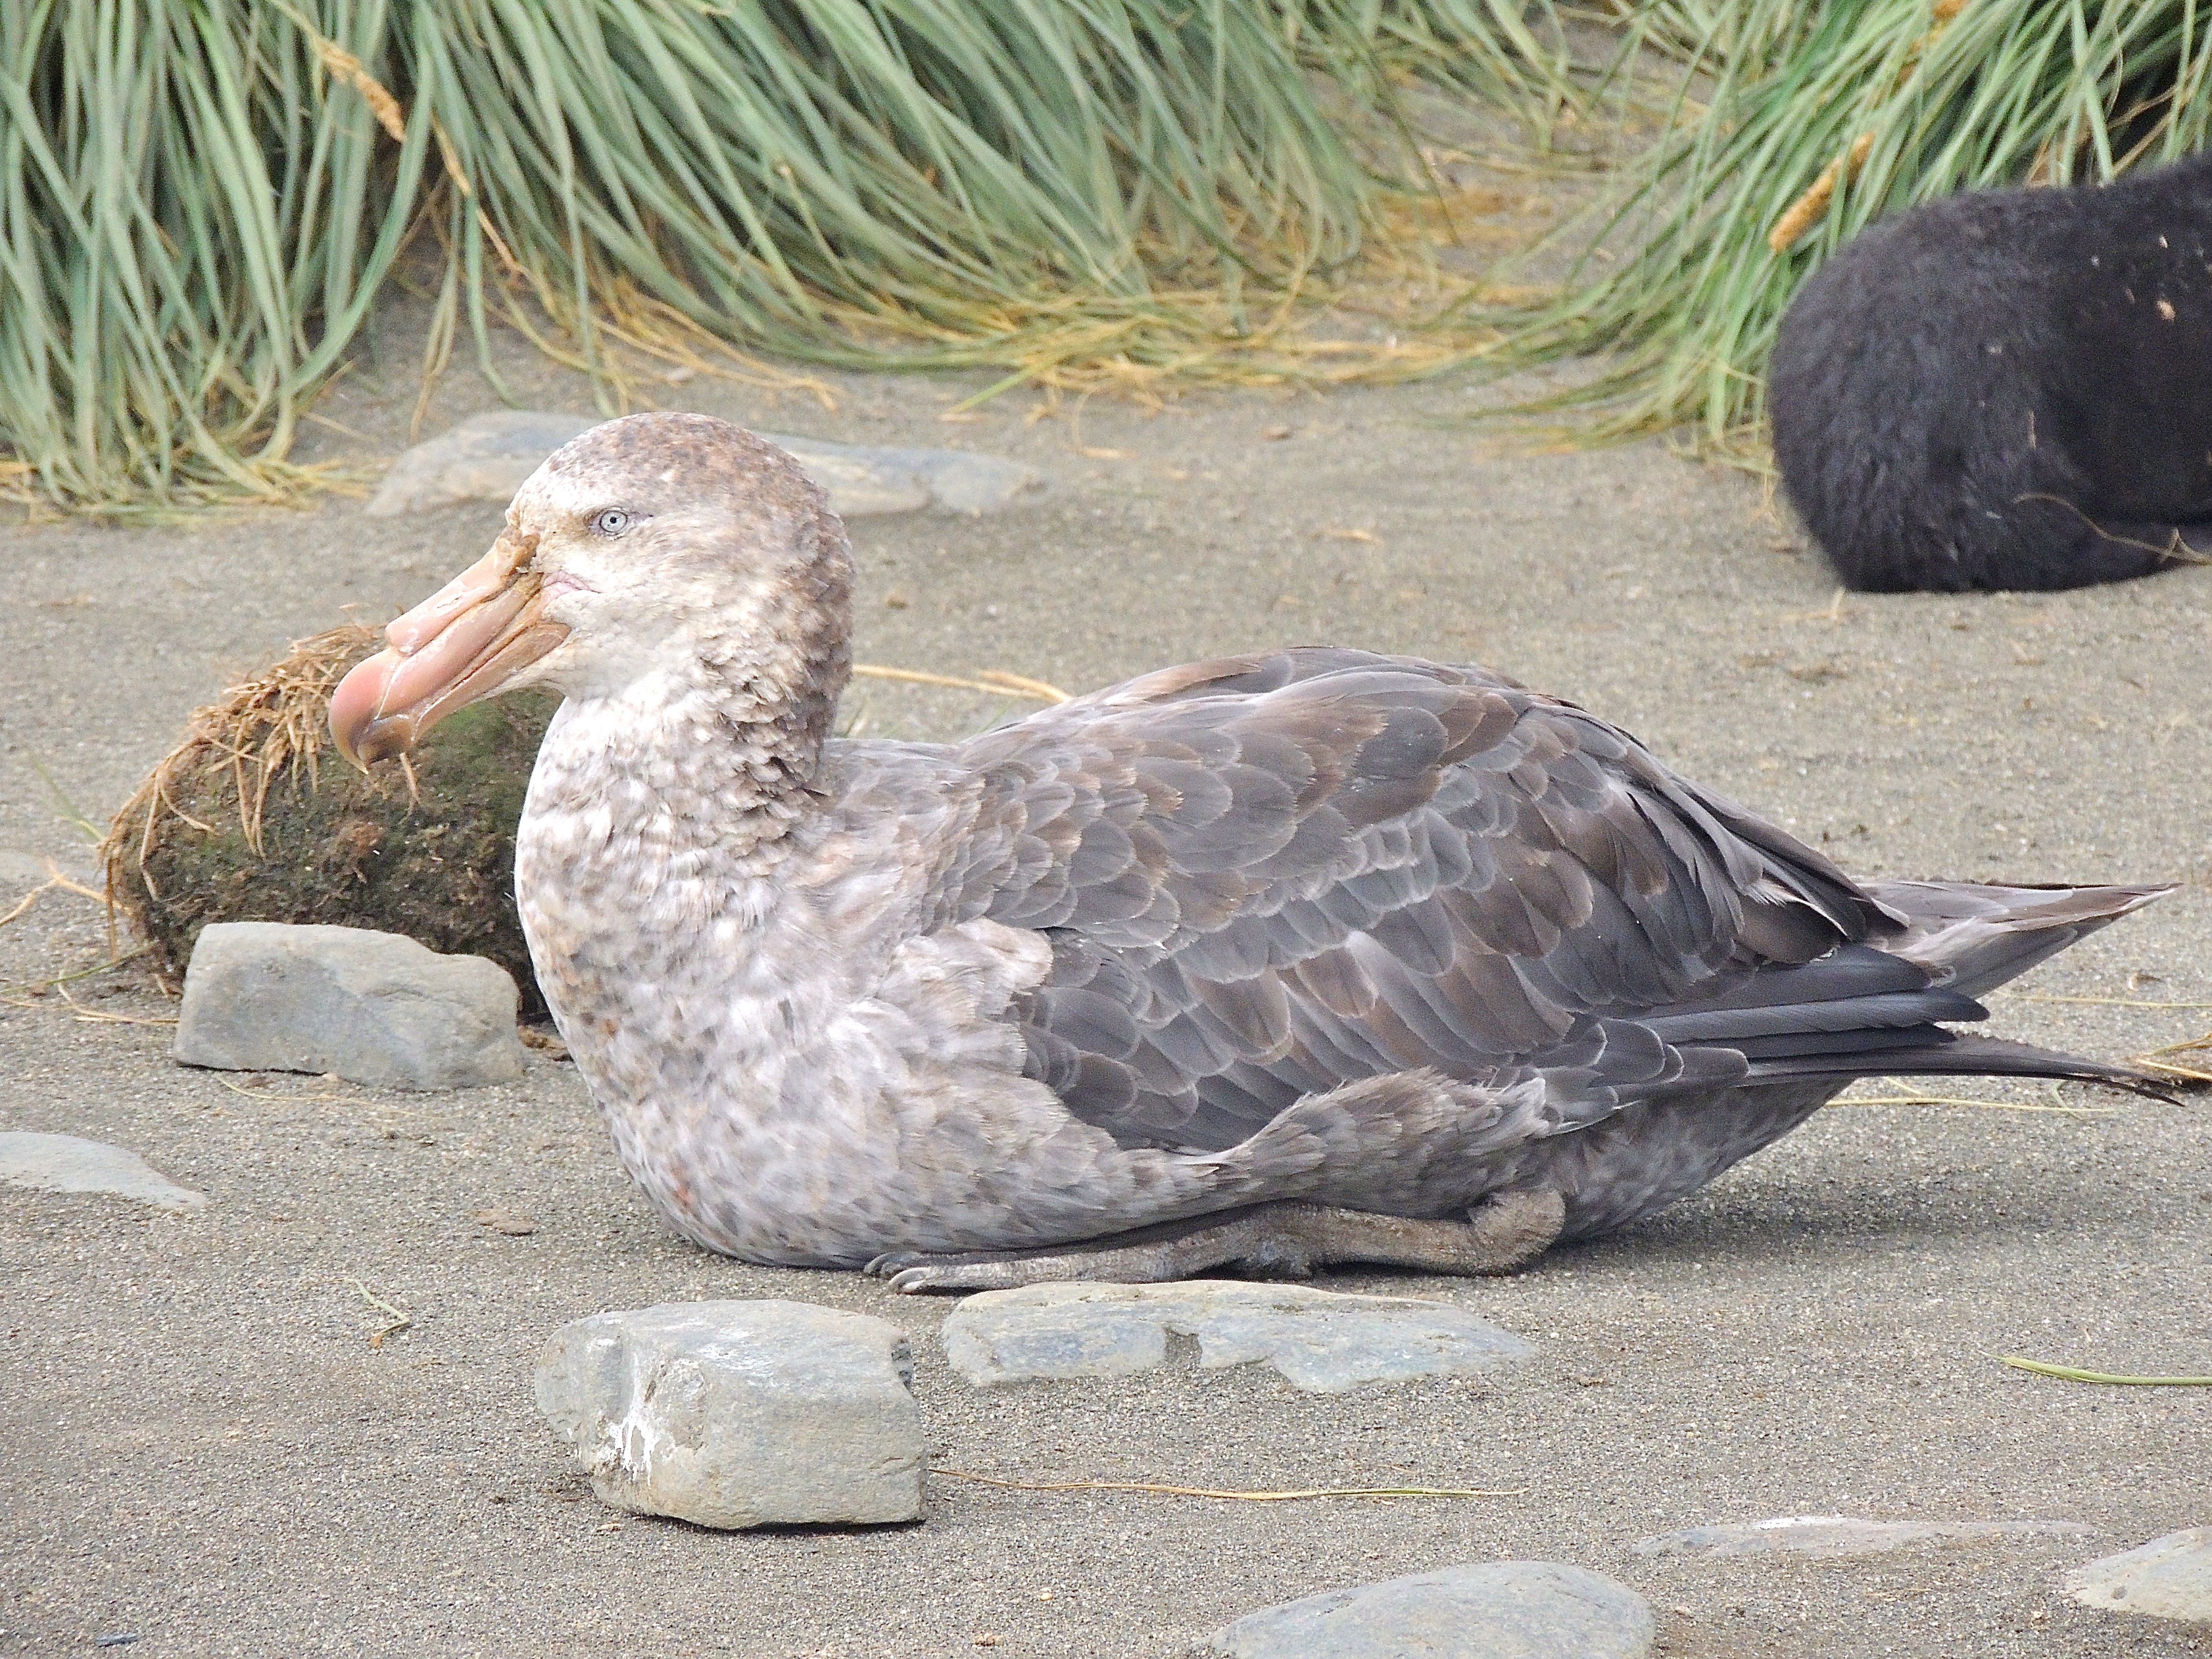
[
  {"xmin": 0, "ymin": 946, "xmax": 151, "ymax": 1002},
  {"xmin": 852, "ymin": 665, "xmax": 1070, "ymax": 703},
  {"xmin": 2131, "ymin": 1032, "xmax": 2212, "ymax": 1085},
  {"xmin": 45, "ymin": 984, "xmax": 174, "ymax": 1026},
  {"xmin": 932, "ymin": 1468, "xmax": 1523, "ymax": 1502},
  {"xmin": 345, "ymin": 1277, "xmax": 413, "ymax": 1347},
  {"xmin": 1769, "ymin": 133, "xmax": 1875, "ymax": 253}
]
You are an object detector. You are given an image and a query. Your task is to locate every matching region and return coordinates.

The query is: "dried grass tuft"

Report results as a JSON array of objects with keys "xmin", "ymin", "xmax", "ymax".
[{"xmin": 102, "ymin": 625, "xmax": 381, "ymax": 937}]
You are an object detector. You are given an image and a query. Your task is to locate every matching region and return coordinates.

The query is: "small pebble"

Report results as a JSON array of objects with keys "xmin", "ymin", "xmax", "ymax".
[{"xmin": 518, "ymin": 1025, "xmax": 570, "ymax": 1061}]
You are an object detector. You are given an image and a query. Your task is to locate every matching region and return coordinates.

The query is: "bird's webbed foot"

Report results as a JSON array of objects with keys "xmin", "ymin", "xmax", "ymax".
[
  {"xmin": 863, "ymin": 1190, "xmax": 1565, "ymax": 1294},
  {"xmin": 866, "ymin": 1208, "xmax": 1291, "ymax": 1295}
]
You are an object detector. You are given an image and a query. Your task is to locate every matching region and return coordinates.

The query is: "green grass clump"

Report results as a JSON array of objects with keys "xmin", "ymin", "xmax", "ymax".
[
  {"xmin": 1476, "ymin": 0, "xmax": 2212, "ymax": 457},
  {"xmin": 0, "ymin": 0, "xmax": 1563, "ymax": 514}
]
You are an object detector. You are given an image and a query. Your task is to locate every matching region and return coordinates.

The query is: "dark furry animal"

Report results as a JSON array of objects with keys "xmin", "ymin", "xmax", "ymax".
[{"xmin": 1770, "ymin": 151, "xmax": 2212, "ymax": 591}]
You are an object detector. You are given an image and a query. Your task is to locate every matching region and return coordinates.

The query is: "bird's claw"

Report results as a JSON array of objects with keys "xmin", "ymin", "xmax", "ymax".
[
  {"xmin": 886, "ymin": 1263, "xmax": 998, "ymax": 1294},
  {"xmin": 863, "ymin": 1249, "xmax": 1030, "ymax": 1293}
]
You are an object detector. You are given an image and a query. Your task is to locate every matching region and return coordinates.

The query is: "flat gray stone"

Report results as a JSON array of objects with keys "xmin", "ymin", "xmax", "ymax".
[
  {"xmin": 174, "ymin": 922, "xmax": 524, "ymax": 1090},
  {"xmin": 365, "ymin": 411, "xmax": 599, "ymax": 516},
  {"xmin": 535, "ymin": 1299, "xmax": 925, "ymax": 1529},
  {"xmin": 767, "ymin": 435, "xmax": 932, "ymax": 515},
  {"xmin": 1634, "ymin": 1515, "xmax": 2090, "ymax": 1559},
  {"xmin": 941, "ymin": 1280, "xmax": 1534, "ymax": 1394},
  {"xmin": 366, "ymin": 410, "xmax": 1042, "ymax": 517},
  {"xmin": 0, "ymin": 1132, "xmax": 204, "ymax": 1209},
  {"xmin": 1204, "ymin": 1562, "xmax": 1655, "ymax": 1659},
  {"xmin": 2067, "ymin": 1527, "xmax": 2212, "ymax": 1624},
  {"xmin": 771, "ymin": 435, "xmax": 1042, "ymax": 514}
]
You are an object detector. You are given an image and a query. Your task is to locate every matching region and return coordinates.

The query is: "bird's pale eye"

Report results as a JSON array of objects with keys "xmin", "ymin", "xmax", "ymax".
[{"xmin": 589, "ymin": 507, "xmax": 633, "ymax": 538}]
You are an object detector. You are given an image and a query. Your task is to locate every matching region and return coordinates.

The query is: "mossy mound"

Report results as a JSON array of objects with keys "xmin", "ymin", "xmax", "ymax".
[{"xmin": 105, "ymin": 626, "xmax": 555, "ymax": 1017}]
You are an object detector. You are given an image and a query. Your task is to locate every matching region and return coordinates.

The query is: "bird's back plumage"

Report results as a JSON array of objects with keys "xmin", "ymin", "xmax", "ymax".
[{"xmin": 809, "ymin": 647, "xmax": 2158, "ymax": 1242}]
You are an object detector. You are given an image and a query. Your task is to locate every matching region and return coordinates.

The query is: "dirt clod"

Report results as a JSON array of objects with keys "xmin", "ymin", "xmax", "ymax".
[{"xmin": 102, "ymin": 626, "xmax": 554, "ymax": 1015}]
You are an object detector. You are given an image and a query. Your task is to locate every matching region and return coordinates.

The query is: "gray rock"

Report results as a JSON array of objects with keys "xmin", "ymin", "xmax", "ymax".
[
  {"xmin": 366, "ymin": 410, "xmax": 1043, "ymax": 517},
  {"xmin": 914, "ymin": 448, "xmax": 1045, "ymax": 514},
  {"xmin": 174, "ymin": 922, "xmax": 525, "ymax": 1090},
  {"xmin": 766, "ymin": 436, "xmax": 932, "ymax": 516},
  {"xmin": 365, "ymin": 411, "xmax": 598, "ymax": 516},
  {"xmin": 535, "ymin": 1299, "xmax": 925, "ymax": 1529},
  {"xmin": 770, "ymin": 436, "xmax": 1042, "ymax": 515},
  {"xmin": 1634, "ymin": 1515, "xmax": 2090, "ymax": 1559},
  {"xmin": 941, "ymin": 1280, "xmax": 1534, "ymax": 1394},
  {"xmin": 2067, "ymin": 1527, "xmax": 2212, "ymax": 1624},
  {"xmin": 1204, "ymin": 1561, "xmax": 1655, "ymax": 1659},
  {"xmin": 0, "ymin": 1132, "xmax": 205, "ymax": 1210}
]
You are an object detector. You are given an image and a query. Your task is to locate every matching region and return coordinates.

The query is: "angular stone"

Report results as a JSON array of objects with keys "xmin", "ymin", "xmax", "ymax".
[
  {"xmin": 1204, "ymin": 1562, "xmax": 1655, "ymax": 1659},
  {"xmin": 174, "ymin": 922, "xmax": 524, "ymax": 1091},
  {"xmin": 0, "ymin": 1132, "xmax": 205, "ymax": 1210},
  {"xmin": 770, "ymin": 436, "xmax": 1042, "ymax": 515},
  {"xmin": 941, "ymin": 1280, "xmax": 1534, "ymax": 1394},
  {"xmin": 365, "ymin": 411, "xmax": 598, "ymax": 516},
  {"xmin": 535, "ymin": 1300, "xmax": 925, "ymax": 1529},
  {"xmin": 1634, "ymin": 1515, "xmax": 2090, "ymax": 1559},
  {"xmin": 366, "ymin": 410, "xmax": 1043, "ymax": 517},
  {"xmin": 767, "ymin": 436, "xmax": 932, "ymax": 516},
  {"xmin": 2067, "ymin": 1527, "xmax": 2212, "ymax": 1624},
  {"xmin": 908, "ymin": 448, "xmax": 1044, "ymax": 514}
]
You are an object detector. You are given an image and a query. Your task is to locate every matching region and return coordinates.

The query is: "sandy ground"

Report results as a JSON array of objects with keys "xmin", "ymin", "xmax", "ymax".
[{"xmin": 2, "ymin": 302, "xmax": 2209, "ymax": 1659}]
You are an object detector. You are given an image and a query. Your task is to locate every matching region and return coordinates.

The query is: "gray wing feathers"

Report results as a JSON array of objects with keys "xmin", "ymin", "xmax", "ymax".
[
  {"xmin": 923, "ymin": 650, "xmax": 1874, "ymax": 1153},
  {"xmin": 1864, "ymin": 878, "xmax": 2171, "ymax": 996},
  {"xmin": 892, "ymin": 649, "xmax": 2159, "ymax": 1158}
]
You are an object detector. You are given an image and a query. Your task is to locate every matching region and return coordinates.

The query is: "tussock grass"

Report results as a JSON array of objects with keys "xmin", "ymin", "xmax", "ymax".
[
  {"xmin": 1474, "ymin": 0, "xmax": 2212, "ymax": 457},
  {"xmin": 1, "ymin": 0, "xmax": 1564, "ymax": 513}
]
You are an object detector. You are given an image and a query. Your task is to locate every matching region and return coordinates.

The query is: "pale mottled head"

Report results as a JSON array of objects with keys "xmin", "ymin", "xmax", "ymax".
[{"xmin": 330, "ymin": 413, "xmax": 853, "ymax": 768}]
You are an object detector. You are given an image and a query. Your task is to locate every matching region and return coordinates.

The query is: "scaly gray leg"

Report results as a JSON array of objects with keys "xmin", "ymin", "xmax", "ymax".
[{"xmin": 864, "ymin": 1188, "xmax": 1565, "ymax": 1294}]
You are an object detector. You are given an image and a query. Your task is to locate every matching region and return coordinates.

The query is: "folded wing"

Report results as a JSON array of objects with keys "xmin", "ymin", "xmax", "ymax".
[{"xmin": 916, "ymin": 648, "xmax": 2105, "ymax": 1154}]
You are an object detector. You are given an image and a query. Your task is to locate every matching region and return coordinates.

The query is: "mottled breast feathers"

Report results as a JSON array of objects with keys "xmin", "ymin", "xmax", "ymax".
[{"xmin": 843, "ymin": 648, "xmax": 1906, "ymax": 1158}]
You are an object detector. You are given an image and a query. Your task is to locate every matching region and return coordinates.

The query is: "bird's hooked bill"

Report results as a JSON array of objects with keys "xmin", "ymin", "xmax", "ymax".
[{"xmin": 329, "ymin": 529, "xmax": 567, "ymax": 769}]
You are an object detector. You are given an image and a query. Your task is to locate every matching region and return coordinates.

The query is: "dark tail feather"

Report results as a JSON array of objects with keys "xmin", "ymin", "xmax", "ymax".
[
  {"xmin": 1863, "ymin": 879, "xmax": 2173, "ymax": 998},
  {"xmin": 1746, "ymin": 1031, "xmax": 2176, "ymax": 1102}
]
